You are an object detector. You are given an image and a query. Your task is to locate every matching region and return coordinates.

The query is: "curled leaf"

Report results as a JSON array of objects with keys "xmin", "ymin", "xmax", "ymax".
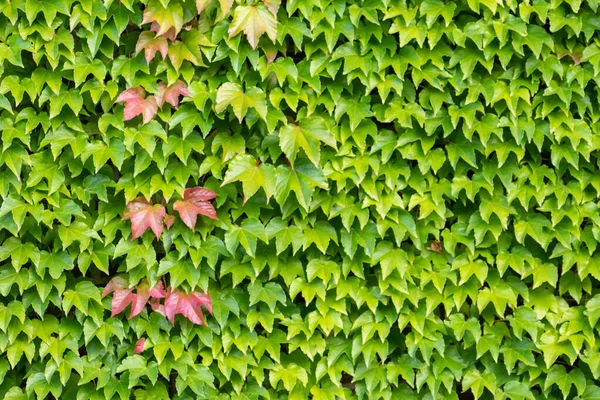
[{"xmin": 134, "ymin": 338, "xmax": 146, "ymax": 354}]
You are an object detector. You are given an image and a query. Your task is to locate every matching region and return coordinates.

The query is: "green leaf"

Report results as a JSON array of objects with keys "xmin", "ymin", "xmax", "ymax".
[
  {"xmin": 228, "ymin": 4, "xmax": 277, "ymax": 49},
  {"xmin": 224, "ymin": 218, "xmax": 268, "ymax": 257},
  {"xmin": 215, "ymin": 82, "xmax": 267, "ymax": 122},
  {"xmin": 223, "ymin": 154, "xmax": 276, "ymax": 201},
  {"xmin": 279, "ymin": 116, "xmax": 337, "ymax": 166},
  {"xmin": 248, "ymin": 281, "xmax": 286, "ymax": 312}
]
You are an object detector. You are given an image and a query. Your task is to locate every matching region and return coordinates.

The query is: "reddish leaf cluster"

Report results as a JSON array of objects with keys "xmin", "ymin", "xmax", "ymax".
[
  {"xmin": 102, "ymin": 277, "xmax": 165, "ymax": 319},
  {"xmin": 123, "ymin": 186, "xmax": 217, "ymax": 240},
  {"xmin": 151, "ymin": 288, "xmax": 213, "ymax": 325},
  {"xmin": 115, "ymin": 81, "xmax": 190, "ymax": 123},
  {"xmin": 103, "ymin": 277, "xmax": 212, "ymax": 326}
]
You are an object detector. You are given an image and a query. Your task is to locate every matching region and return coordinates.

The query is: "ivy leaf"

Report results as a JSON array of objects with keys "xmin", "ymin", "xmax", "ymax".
[
  {"xmin": 163, "ymin": 289, "xmax": 212, "ymax": 325},
  {"xmin": 155, "ymin": 81, "xmax": 190, "ymax": 108},
  {"xmin": 63, "ymin": 54, "xmax": 107, "ymax": 87},
  {"xmin": 224, "ymin": 218, "xmax": 268, "ymax": 257},
  {"xmin": 134, "ymin": 338, "xmax": 146, "ymax": 354},
  {"xmin": 116, "ymin": 355, "xmax": 158, "ymax": 388},
  {"xmin": 228, "ymin": 4, "xmax": 277, "ymax": 50},
  {"xmin": 248, "ymin": 281, "xmax": 286, "ymax": 312},
  {"xmin": 122, "ymin": 198, "xmax": 167, "ymax": 240},
  {"xmin": 222, "ymin": 154, "xmax": 276, "ymax": 202},
  {"xmin": 173, "ymin": 186, "xmax": 218, "ymax": 229},
  {"xmin": 141, "ymin": 0, "xmax": 184, "ymax": 37},
  {"xmin": 150, "ymin": 21, "xmax": 176, "ymax": 41},
  {"xmin": 110, "ymin": 288, "xmax": 134, "ymax": 317},
  {"xmin": 215, "ymin": 83, "xmax": 267, "ymax": 122},
  {"xmin": 102, "ymin": 276, "xmax": 128, "ymax": 297},
  {"xmin": 129, "ymin": 281, "xmax": 164, "ymax": 318},
  {"xmin": 275, "ymin": 159, "xmax": 328, "ymax": 211},
  {"xmin": 115, "ymin": 87, "xmax": 158, "ymax": 124},
  {"xmin": 135, "ymin": 31, "xmax": 169, "ymax": 64},
  {"xmin": 279, "ymin": 116, "xmax": 337, "ymax": 166}
]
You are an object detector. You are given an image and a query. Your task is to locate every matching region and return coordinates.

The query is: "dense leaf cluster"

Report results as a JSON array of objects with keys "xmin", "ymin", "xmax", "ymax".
[{"xmin": 1, "ymin": 0, "xmax": 600, "ymax": 398}]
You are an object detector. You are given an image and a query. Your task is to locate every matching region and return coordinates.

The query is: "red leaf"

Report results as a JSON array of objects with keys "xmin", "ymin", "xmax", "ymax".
[
  {"xmin": 183, "ymin": 186, "xmax": 217, "ymax": 201},
  {"xmin": 173, "ymin": 187, "xmax": 218, "ymax": 229},
  {"xmin": 111, "ymin": 289, "xmax": 134, "ymax": 317},
  {"xmin": 191, "ymin": 292, "xmax": 213, "ymax": 315},
  {"xmin": 163, "ymin": 289, "xmax": 212, "ymax": 325},
  {"xmin": 115, "ymin": 88, "xmax": 159, "ymax": 124},
  {"xmin": 136, "ymin": 31, "xmax": 169, "ymax": 64},
  {"xmin": 149, "ymin": 281, "xmax": 165, "ymax": 298},
  {"xmin": 150, "ymin": 21, "xmax": 176, "ymax": 41},
  {"xmin": 102, "ymin": 276, "xmax": 128, "ymax": 297},
  {"xmin": 122, "ymin": 198, "xmax": 166, "ymax": 240},
  {"xmin": 155, "ymin": 81, "xmax": 191, "ymax": 108},
  {"xmin": 134, "ymin": 338, "xmax": 146, "ymax": 354},
  {"xmin": 150, "ymin": 297, "xmax": 165, "ymax": 315},
  {"xmin": 164, "ymin": 289, "xmax": 181, "ymax": 323},
  {"xmin": 164, "ymin": 214, "xmax": 175, "ymax": 229},
  {"xmin": 129, "ymin": 281, "xmax": 165, "ymax": 319}
]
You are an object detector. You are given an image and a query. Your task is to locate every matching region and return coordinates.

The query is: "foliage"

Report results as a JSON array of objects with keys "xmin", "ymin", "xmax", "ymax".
[{"xmin": 2, "ymin": 0, "xmax": 600, "ymax": 399}]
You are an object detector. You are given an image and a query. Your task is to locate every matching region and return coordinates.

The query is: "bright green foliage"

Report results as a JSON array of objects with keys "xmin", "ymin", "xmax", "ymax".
[{"xmin": 3, "ymin": 0, "xmax": 600, "ymax": 399}]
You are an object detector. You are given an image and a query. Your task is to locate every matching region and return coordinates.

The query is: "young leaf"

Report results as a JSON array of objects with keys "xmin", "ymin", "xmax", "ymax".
[
  {"xmin": 141, "ymin": 0, "xmax": 184, "ymax": 37},
  {"xmin": 150, "ymin": 21, "xmax": 176, "ymax": 41},
  {"xmin": 279, "ymin": 116, "xmax": 337, "ymax": 165},
  {"xmin": 115, "ymin": 88, "xmax": 158, "ymax": 124},
  {"xmin": 134, "ymin": 338, "xmax": 146, "ymax": 354},
  {"xmin": 173, "ymin": 186, "xmax": 218, "ymax": 229},
  {"xmin": 228, "ymin": 4, "xmax": 277, "ymax": 50},
  {"xmin": 155, "ymin": 81, "xmax": 190, "ymax": 108},
  {"xmin": 122, "ymin": 198, "xmax": 167, "ymax": 240},
  {"xmin": 102, "ymin": 276, "xmax": 128, "ymax": 297},
  {"xmin": 215, "ymin": 82, "xmax": 267, "ymax": 122},
  {"xmin": 135, "ymin": 31, "xmax": 169, "ymax": 64}
]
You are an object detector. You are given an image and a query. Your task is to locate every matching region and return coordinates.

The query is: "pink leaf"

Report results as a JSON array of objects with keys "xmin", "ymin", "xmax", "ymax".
[
  {"xmin": 122, "ymin": 198, "xmax": 166, "ymax": 240},
  {"xmin": 164, "ymin": 214, "xmax": 175, "ymax": 229},
  {"xmin": 173, "ymin": 200, "xmax": 217, "ymax": 229},
  {"xmin": 177, "ymin": 296, "xmax": 205, "ymax": 325},
  {"xmin": 149, "ymin": 281, "xmax": 165, "ymax": 298},
  {"xmin": 150, "ymin": 297, "xmax": 165, "ymax": 315},
  {"xmin": 173, "ymin": 186, "xmax": 218, "ymax": 229},
  {"xmin": 164, "ymin": 289, "xmax": 181, "ymax": 323},
  {"xmin": 155, "ymin": 81, "xmax": 191, "ymax": 108},
  {"xmin": 183, "ymin": 187, "xmax": 217, "ymax": 201},
  {"xmin": 129, "ymin": 281, "xmax": 165, "ymax": 319},
  {"xmin": 135, "ymin": 338, "xmax": 146, "ymax": 354},
  {"xmin": 111, "ymin": 289, "xmax": 134, "ymax": 317},
  {"xmin": 102, "ymin": 276, "xmax": 128, "ymax": 297},
  {"xmin": 136, "ymin": 31, "xmax": 169, "ymax": 64},
  {"xmin": 115, "ymin": 87, "xmax": 158, "ymax": 124},
  {"xmin": 150, "ymin": 21, "xmax": 176, "ymax": 41},
  {"xmin": 163, "ymin": 289, "xmax": 212, "ymax": 325},
  {"xmin": 191, "ymin": 292, "xmax": 213, "ymax": 315}
]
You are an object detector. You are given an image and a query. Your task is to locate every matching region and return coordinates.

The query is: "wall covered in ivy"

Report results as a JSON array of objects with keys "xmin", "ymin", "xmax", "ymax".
[{"xmin": 1, "ymin": 0, "xmax": 600, "ymax": 398}]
